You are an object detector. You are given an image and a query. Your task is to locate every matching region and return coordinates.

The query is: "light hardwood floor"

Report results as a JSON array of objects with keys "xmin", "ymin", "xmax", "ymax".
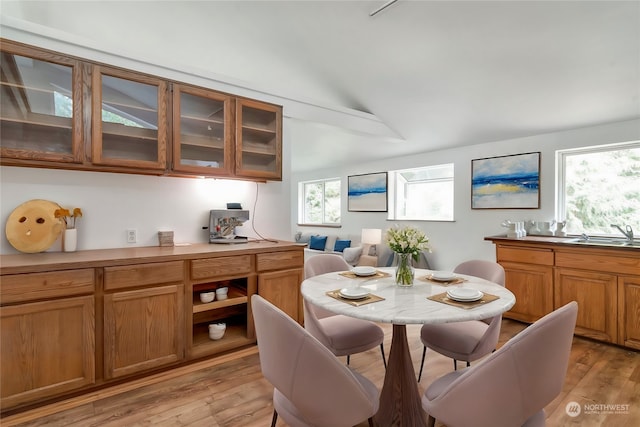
[{"xmin": 3, "ymin": 320, "xmax": 639, "ymax": 427}]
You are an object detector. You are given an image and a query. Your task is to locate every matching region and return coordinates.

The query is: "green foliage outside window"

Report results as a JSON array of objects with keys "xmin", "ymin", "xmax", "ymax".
[
  {"xmin": 563, "ymin": 147, "xmax": 640, "ymax": 235},
  {"xmin": 302, "ymin": 179, "xmax": 341, "ymax": 225}
]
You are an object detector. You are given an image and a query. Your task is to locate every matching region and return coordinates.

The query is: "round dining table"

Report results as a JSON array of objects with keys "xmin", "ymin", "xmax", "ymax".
[{"xmin": 301, "ymin": 267, "xmax": 516, "ymax": 427}]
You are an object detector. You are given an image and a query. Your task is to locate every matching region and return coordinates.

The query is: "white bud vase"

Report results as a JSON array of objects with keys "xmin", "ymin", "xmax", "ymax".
[{"xmin": 63, "ymin": 228, "xmax": 77, "ymax": 252}]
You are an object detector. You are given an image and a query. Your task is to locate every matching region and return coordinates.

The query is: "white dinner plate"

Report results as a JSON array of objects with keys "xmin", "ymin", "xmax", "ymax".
[
  {"xmin": 447, "ymin": 288, "xmax": 484, "ymax": 302},
  {"xmin": 431, "ymin": 271, "xmax": 457, "ymax": 281},
  {"xmin": 352, "ymin": 266, "xmax": 377, "ymax": 276},
  {"xmin": 339, "ymin": 288, "xmax": 371, "ymax": 300}
]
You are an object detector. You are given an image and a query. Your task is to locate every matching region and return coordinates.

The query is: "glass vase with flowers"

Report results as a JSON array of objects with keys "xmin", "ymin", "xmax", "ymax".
[{"xmin": 385, "ymin": 225, "xmax": 430, "ymax": 286}]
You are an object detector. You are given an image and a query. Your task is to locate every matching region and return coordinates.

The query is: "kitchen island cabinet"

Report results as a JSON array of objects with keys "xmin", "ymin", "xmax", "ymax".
[
  {"xmin": 486, "ymin": 236, "xmax": 640, "ymax": 349},
  {"xmin": 0, "ymin": 241, "xmax": 303, "ymax": 414}
]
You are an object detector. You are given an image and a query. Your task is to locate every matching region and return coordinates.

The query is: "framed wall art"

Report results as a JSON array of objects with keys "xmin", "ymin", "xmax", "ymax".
[
  {"xmin": 348, "ymin": 172, "xmax": 388, "ymax": 212},
  {"xmin": 471, "ymin": 152, "xmax": 540, "ymax": 209}
]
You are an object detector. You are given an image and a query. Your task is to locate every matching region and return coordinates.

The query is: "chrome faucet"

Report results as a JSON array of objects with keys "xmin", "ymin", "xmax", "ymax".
[{"xmin": 611, "ymin": 224, "xmax": 634, "ymax": 241}]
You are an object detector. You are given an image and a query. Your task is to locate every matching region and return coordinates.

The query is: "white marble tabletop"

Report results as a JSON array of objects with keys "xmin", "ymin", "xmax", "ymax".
[{"xmin": 301, "ymin": 268, "xmax": 516, "ymax": 325}]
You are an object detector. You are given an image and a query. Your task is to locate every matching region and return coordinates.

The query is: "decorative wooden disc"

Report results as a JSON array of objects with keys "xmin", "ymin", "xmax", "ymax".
[{"xmin": 5, "ymin": 199, "xmax": 65, "ymax": 253}]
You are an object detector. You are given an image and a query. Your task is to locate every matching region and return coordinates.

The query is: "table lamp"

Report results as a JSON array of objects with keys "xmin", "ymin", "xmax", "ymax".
[{"xmin": 359, "ymin": 228, "xmax": 382, "ymax": 266}]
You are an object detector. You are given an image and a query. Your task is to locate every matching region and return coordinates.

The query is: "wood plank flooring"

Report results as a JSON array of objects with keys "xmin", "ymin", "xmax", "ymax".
[{"xmin": 3, "ymin": 320, "xmax": 639, "ymax": 427}]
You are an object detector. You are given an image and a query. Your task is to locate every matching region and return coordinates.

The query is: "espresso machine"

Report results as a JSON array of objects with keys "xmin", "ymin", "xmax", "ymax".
[{"xmin": 208, "ymin": 209, "xmax": 250, "ymax": 243}]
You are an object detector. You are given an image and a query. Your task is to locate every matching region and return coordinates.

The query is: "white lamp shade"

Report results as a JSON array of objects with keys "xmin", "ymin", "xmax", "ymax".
[{"xmin": 361, "ymin": 228, "xmax": 382, "ymax": 245}]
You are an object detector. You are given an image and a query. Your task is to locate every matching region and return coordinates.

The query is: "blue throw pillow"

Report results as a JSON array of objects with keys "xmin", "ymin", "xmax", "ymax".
[
  {"xmin": 334, "ymin": 239, "xmax": 351, "ymax": 252},
  {"xmin": 309, "ymin": 235, "xmax": 328, "ymax": 251}
]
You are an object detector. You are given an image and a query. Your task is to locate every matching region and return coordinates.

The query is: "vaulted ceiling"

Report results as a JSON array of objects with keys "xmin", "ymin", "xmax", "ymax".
[{"xmin": 2, "ymin": 0, "xmax": 639, "ymax": 172}]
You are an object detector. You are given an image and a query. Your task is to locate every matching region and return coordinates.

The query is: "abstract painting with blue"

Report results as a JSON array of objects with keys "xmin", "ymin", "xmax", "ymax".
[
  {"xmin": 471, "ymin": 152, "xmax": 540, "ymax": 209},
  {"xmin": 348, "ymin": 172, "xmax": 388, "ymax": 212}
]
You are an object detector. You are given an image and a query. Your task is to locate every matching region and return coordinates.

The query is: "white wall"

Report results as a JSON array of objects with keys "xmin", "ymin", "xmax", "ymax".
[
  {"xmin": 0, "ymin": 165, "xmax": 292, "ymax": 254},
  {"xmin": 291, "ymin": 119, "xmax": 640, "ymax": 271}
]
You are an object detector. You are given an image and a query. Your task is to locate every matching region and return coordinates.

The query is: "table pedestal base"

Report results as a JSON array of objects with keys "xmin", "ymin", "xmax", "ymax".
[{"xmin": 373, "ymin": 324, "xmax": 428, "ymax": 426}]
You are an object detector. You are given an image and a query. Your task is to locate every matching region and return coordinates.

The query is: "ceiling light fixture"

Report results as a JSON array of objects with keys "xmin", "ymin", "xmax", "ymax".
[{"xmin": 370, "ymin": 0, "xmax": 400, "ymax": 17}]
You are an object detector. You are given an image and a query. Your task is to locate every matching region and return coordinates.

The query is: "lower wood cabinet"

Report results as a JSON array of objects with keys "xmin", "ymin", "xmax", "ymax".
[
  {"xmin": 618, "ymin": 275, "xmax": 640, "ymax": 350},
  {"xmin": 555, "ymin": 268, "xmax": 617, "ymax": 343},
  {"xmin": 103, "ymin": 261, "xmax": 185, "ymax": 379},
  {"xmin": 0, "ymin": 242, "xmax": 303, "ymax": 413},
  {"xmin": 0, "ymin": 295, "xmax": 95, "ymax": 409},
  {"xmin": 495, "ymin": 245, "xmax": 554, "ymax": 323},
  {"xmin": 501, "ymin": 261, "xmax": 554, "ymax": 323},
  {"xmin": 489, "ymin": 237, "xmax": 640, "ymax": 349},
  {"xmin": 256, "ymin": 250, "xmax": 304, "ymax": 323},
  {"xmin": 258, "ymin": 268, "xmax": 304, "ymax": 324}
]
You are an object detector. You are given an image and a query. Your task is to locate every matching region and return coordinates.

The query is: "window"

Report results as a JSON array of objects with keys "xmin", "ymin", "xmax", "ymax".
[
  {"xmin": 299, "ymin": 178, "xmax": 341, "ymax": 225},
  {"xmin": 388, "ymin": 164, "xmax": 454, "ymax": 221},
  {"xmin": 557, "ymin": 142, "xmax": 640, "ymax": 236}
]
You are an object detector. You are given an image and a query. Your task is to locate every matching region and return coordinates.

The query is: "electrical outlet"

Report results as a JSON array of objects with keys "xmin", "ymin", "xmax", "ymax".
[{"xmin": 127, "ymin": 229, "xmax": 137, "ymax": 243}]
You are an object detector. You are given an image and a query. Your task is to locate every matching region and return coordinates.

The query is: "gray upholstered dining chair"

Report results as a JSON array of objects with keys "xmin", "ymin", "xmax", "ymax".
[
  {"xmin": 252, "ymin": 294, "xmax": 380, "ymax": 427},
  {"xmin": 303, "ymin": 254, "xmax": 386, "ymax": 368},
  {"xmin": 422, "ymin": 301, "xmax": 578, "ymax": 427},
  {"xmin": 417, "ymin": 260, "xmax": 506, "ymax": 381}
]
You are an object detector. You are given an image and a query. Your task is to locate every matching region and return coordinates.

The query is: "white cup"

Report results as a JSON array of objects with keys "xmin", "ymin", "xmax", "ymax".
[
  {"xmin": 216, "ymin": 287, "xmax": 229, "ymax": 301},
  {"xmin": 199, "ymin": 291, "xmax": 215, "ymax": 303}
]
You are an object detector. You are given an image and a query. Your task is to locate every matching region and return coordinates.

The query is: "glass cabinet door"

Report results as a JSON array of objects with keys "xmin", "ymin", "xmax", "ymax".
[
  {"xmin": 0, "ymin": 42, "xmax": 83, "ymax": 163},
  {"xmin": 172, "ymin": 84, "xmax": 232, "ymax": 175},
  {"xmin": 92, "ymin": 66, "xmax": 167, "ymax": 170},
  {"xmin": 235, "ymin": 99, "xmax": 282, "ymax": 180}
]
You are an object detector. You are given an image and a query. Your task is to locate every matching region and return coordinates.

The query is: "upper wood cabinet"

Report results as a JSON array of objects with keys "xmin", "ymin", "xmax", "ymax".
[
  {"xmin": 0, "ymin": 40, "xmax": 283, "ymax": 181},
  {"xmin": 0, "ymin": 40, "xmax": 84, "ymax": 164},
  {"xmin": 91, "ymin": 65, "xmax": 168, "ymax": 171},
  {"xmin": 235, "ymin": 98, "xmax": 282, "ymax": 180},
  {"xmin": 171, "ymin": 84, "xmax": 233, "ymax": 176}
]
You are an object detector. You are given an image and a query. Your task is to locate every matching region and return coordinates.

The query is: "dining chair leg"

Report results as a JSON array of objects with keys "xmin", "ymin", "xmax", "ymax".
[
  {"xmin": 270, "ymin": 409, "xmax": 278, "ymax": 427},
  {"xmin": 380, "ymin": 343, "xmax": 387, "ymax": 370},
  {"xmin": 453, "ymin": 359, "xmax": 458, "ymax": 371},
  {"xmin": 417, "ymin": 345, "xmax": 427, "ymax": 381},
  {"xmin": 466, "ymin": 360, "xmax": 471, "ymax": 367},
  {"xmin": 347, "ymin": 354, "xmax": 351, "ymax": 365},
  {"xmin": 368, "ymin": 417, "xmax": 374, "ymax": 427},
  {"xmin": 427, "ymin": 414, "xmax": 436, "ymax": 427}
]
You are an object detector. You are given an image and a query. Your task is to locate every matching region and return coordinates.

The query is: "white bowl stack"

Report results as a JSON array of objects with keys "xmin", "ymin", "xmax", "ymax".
[
  {"xmin": 199, "ymin": 291, "xmax": 215, "ymax": 303},
  {"xmin": 216, "ymin": 287, "xmax": 229, "ymax": 301},
  {"xmin": 208, "ymin": 323, "xmax": 226, "ymax": 340}
]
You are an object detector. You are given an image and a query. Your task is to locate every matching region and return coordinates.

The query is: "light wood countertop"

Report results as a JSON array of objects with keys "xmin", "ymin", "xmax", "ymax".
[{"xmin": 0, "ymin": 241, "xmax": 303, "ymax": 275}]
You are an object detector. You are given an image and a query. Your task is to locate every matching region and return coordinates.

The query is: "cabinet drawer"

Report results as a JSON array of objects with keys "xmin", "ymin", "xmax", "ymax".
[
  {"xmin": 496, "ymin": 246, "xmax": 554, "ymax": 266},
  {"xmin": 256, "ymin": 250, "xmax": 304, "ymax": 272},
  {"xmin": 556, "ymin": 251, "xmax": 640, "ymax": 275},
  {"xmin": 104, "ymin": 261, "xmax": 184, "ymax": 291},
  {"xmin": 191, "ymin": 255, "xmax": 253, "ymax": 280},
  {"xmin": 0, "ymin": 269, "xmax": 95, "ymax": 304}
]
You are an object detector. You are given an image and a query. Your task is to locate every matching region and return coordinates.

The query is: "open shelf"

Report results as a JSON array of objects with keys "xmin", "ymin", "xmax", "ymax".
[
  {"xmin": 190, "ymin": 317, "xmax": 254, "ymax": 358},
  {"xmin": 192, "ymin": 287, "xmax": 247, "ymax": 314},
  {"xmin": 190, "ymin": 277, "xmax": 251, "ymax": 358}
]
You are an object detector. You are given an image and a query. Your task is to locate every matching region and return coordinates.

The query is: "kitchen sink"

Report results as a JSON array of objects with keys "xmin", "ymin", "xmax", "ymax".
[{"xmin": 564, "ymin": 237, "xmax": 640, "ymax": 247}]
